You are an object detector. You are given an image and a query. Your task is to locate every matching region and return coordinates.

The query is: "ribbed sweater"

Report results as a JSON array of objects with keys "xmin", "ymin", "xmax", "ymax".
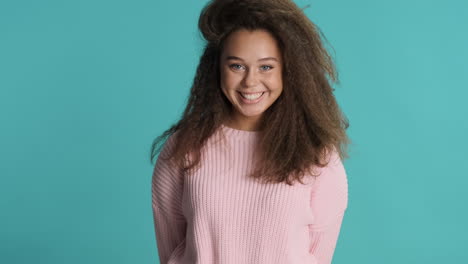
[{"xmin": 151, "ymin": 123, "xmax": 349, "ymax": 264}]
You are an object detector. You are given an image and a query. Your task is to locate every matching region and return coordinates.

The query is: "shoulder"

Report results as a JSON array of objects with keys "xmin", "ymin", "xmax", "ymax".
[{"xmin": 158, "ymin": 130, "xmax": 181, "ymax": 160}]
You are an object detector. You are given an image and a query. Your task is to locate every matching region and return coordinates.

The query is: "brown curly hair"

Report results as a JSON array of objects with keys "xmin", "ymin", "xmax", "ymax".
[{"xmin": 150, "ymin": 0, "xmax": 352, "ymax": 186}]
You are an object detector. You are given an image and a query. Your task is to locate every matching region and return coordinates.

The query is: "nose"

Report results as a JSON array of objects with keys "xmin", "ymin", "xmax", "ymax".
[{"xmin": 243, "ymin": 68, "xmax": 259, "ymax": 87}]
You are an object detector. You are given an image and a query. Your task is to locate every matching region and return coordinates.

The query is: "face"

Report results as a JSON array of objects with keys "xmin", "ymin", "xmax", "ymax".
[{"xmin": 219, "ymin": 28, "xmax": 283, "ymax": 130}]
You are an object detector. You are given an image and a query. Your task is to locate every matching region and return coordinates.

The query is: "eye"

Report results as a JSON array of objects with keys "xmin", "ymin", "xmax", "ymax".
[
  {"xmin": 260, "ymin": 65, "xmax": 274, "ymax": 71},
  {"xmin": 229, "ymin": 64, "xmax": 244, "ymax": 71}
]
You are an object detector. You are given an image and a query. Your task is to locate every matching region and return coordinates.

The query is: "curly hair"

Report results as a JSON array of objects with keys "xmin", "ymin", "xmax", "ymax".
[{"xmin": 150, "ymin": 0, "xmax": 352, "ymax": 186}]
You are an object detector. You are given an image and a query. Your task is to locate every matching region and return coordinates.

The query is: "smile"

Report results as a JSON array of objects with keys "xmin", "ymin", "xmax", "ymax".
[{"xmin": 237, "ymin": 91, "xmax": 266, "ymax": 104}]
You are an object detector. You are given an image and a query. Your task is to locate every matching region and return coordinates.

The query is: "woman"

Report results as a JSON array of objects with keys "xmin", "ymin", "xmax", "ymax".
[{"xmin": 150, "ymin": 0, "xmax": 352, "ymax": 263}]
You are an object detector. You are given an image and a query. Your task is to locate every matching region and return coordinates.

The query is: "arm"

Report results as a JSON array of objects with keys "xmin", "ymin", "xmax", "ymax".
[
  {"xmin": 308, "ymin": 150, "xmax": 349, "ymax": 264},
  {"xmin": 151, "ymin": 133, "xmax": 187, "ymax": 264}
]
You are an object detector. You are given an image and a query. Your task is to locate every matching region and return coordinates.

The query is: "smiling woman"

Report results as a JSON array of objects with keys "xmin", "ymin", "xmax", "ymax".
[
  {"xmin": 220, "ymin": 29, "xmax": 284, "ymax": 131},
  {"xmin": 150, "ymin": 0, "xmax": 352, "ymax": 263}
]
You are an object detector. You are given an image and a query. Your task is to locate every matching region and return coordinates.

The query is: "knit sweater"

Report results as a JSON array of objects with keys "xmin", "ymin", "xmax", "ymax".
[{"xmin": 151, "ymin": 123, "xmax": 349, "ymax": 264}]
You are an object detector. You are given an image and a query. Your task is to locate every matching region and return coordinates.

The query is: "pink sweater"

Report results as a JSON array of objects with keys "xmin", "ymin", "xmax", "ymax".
[{"xmin": 151, "ymin": 123, "xmax": 349, "ymax": 264}]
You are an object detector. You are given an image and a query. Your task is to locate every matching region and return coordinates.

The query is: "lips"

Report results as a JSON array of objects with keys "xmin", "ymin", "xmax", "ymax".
[{"xmin": 237, "ymin": 90, "xmax": 266, "ymax": 104}]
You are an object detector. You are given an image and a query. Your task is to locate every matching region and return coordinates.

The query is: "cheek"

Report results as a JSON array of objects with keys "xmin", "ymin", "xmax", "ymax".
[
  {"xmin": 219, "ymin": 74, "xmax": 233, "ymax": 98},
  {"xmin": 267, "ymin": 74, "xmax": 283, "ymax": 92},
  {"xmin": 221, "ymin": 73, "xmax": 239, "ymax": 89},
  {"xmin": 219, "ymin": 71, "xmax": 230, "ymax": 91}
]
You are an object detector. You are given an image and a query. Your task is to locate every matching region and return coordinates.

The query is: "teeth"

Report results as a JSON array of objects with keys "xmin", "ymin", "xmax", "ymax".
[{"xmin": 241, "ymin": 92, "xmax": 263, "ymax": 100}]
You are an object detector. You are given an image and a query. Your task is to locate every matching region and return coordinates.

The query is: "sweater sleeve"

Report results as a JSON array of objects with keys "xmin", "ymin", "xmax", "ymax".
[
  {"xmin": 151, "ymin": 133, "xmax": 187, "ymax": 264},
  {"xmin": 308, "ymin": 149, "xmax": 349, "ymax": 264}
]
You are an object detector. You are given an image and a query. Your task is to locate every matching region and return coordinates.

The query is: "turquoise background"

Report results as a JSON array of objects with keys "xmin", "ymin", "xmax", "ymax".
[{"xmin": 1, "ymin": 0, "xmax": 467, "ymax": 263}]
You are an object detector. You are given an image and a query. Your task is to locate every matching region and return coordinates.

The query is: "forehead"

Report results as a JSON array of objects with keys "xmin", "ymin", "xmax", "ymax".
[{"xmin": 221, "ymin": 29, "xmax": 282, "ymax": 61}]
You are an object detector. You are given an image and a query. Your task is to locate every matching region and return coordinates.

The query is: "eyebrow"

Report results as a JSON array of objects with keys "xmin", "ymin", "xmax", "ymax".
[{"xmin": 225, "ymin": 55, "xmax": 279, "ymax": 62}]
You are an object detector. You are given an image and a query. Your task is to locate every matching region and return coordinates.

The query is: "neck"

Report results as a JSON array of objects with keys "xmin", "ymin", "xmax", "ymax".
[{"xmin": 224, "ymin": 112, "xmax": 262, "ymax": 132}]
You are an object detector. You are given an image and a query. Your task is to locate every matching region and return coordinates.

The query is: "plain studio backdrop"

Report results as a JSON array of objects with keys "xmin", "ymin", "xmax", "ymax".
[{"xmin": 1, "ymin": 0, "xmax": 467, "ymax": 263}]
